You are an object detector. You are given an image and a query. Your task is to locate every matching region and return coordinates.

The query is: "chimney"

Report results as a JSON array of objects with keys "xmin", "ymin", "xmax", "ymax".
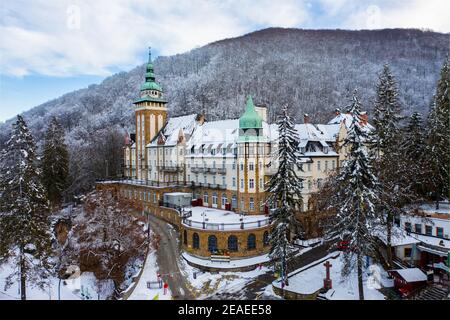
[
  {"xmin": 303, "ymin": 113, "xmax": 310, "ymax": 124},
  {"xmin": 360, "ymin": 112, "xmax": 368, "ymax": 125},
  {"xmin": 255, "ymin": 104, "xmax": 268, "ymax": 122},
  {"xmin": 196, "ymin": 114, "xmax": 205, "ymax": 125}
]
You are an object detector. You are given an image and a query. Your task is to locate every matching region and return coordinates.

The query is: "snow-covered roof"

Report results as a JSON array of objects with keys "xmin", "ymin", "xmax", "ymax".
[
  {"xmin": 375, "ymin": 226, "xmax": 421, "ymax": 246},
  {"xmin": 188, "ymin": 119, "xmax": 240, "ymax": 147},
  {"xmin": 391, "ymin": 268, "xmax": 427, "ymax": 282},
  {"xmin": 417, "ymin": 202, "xmax": 450, "ymax": 216},
  {"xmin": 148, "ymin": 113, "xmax": 198, "ymax": 147},
  {"xmin": 328, "ymin": 112, "xmax": 374, "ymax": 131}
]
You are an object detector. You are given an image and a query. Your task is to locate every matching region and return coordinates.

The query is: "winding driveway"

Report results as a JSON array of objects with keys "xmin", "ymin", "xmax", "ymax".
[{"xmin": 147, "ymin": 215, "xmax": 195, "ymax": 299}]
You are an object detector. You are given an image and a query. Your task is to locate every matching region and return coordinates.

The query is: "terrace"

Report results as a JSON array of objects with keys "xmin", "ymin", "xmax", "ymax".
[{"xmin": 181, "ymin": 206, "xmax": 270, "ymax": 231}]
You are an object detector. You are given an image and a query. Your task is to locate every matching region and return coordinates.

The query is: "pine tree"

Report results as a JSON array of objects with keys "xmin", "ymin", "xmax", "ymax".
[
  {"xmin": 266, "ymin": 105, "xmax": 304, "ymax": 287},
  {"xmin": 371, "ymin": 64, "xmax": 403, "ymax": 157},
  {"xmin": 400, "ymin": 112, "xmax": 427, "ymax": 197},
  {"xmin": 42, "ymin": 117, "xmax": 70, "ymax": 208},
  {"xmin": 325, "ymin": 91, "xmax": 380, "ymax": 300},
  {"xmin": 426, "ymin": 57, "xmax": 450, "ymax": 209},
  {"xmin": 369, "ymin": 65, "xmax": 410, "ymax": 268},
  {"xmin": 0, "ymin": 115, "xmax": 53, "ymax": 300}
]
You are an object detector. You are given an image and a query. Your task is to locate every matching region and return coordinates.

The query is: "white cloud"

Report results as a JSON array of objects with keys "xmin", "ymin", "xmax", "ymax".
[
  {"xmin": 0, "ymin": 0, "xmax": 448, "ymax": 78},
  {"xmin": 0, "ymin": 0, "xmax": 310, "ymax": 77},
  {"xmin": 342, "ymin": 0, "xmax": 450, "ymax": 32}
]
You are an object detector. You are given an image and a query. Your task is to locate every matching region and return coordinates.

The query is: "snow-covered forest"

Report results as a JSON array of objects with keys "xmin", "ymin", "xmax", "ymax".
[{"xmin": 0, "ymin": 28, "xmax": 447, "ymax": 195}]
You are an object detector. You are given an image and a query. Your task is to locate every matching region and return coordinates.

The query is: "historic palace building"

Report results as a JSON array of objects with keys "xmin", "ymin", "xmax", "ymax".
[{"xmin": 99, "ymin": 49, "xmax": 371, "ymax": 265}]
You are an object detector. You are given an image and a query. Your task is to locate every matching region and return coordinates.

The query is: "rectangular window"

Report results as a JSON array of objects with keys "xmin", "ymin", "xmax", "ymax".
[
  {"xmin": 317, "ymin": 161, "xmax": 321, "ymax": 171},
  {"xmin": 232, "ymin": 162, "xmax": 236, "ymax": 170},
  {"xmin": 240, "ymin": 179, "xmax": 244, "ymax": 189},
  {"xmin": 436, "ymin": 227, "xmax": 444, "ymax": 238},
  {"xmin": 405, "ymin": 222, "xmax": 412, "ymax": 233},
  {"xmin": 260, "ymin": 178, "xmax": 263, "ymax": 189},
  {"xmin": 222, "ymin": 176, "xmax": 226, "ymax": 186},
  {"xmin": 249, "ymin": 179, "xmax": 255, "ymax": 189},
  {"xmin": 325, "ymin": 161, "xmax": 328, "ymax": 171},
  {"xmin": 240, "ymin": 163, "xmax": 244, "ymax": 171},
  {"xmin": 404, "ymin": 248, "xmax": 412, "ymax": 258},
  {"xmin": 415, "ymin": 224, "xmax": 422, "ymax": 234},
  {"xmin": 232, "ymin": 177, "xmax": 236, "ymax": 187},
  {"xmin": 249, "ymin": 162, "xmax": 254, "ymax": 171},
  {"xmin": 307, "ymin": 163, "xmax": 311, "ymax": 172},
  {"xmin": 332, "ymin": 160, "xmax": 335, "ymax": 169},
  {"xmin": 249, "ymin": 198, "xmax": 254, "ymax": 211},
  {"xmin": 425, "ymin": 225, "xmax": 432, "ymax": 236}
]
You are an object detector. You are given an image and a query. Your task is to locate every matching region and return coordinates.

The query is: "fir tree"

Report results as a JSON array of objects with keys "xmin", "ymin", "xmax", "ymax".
[
  {"xmin": 266, "ymin": 105, "xmax": 304, "ymax": 287},
  {"xmin": 325, "ymin": 91, "xmax": 380, "ymax": 300},
  {"xmin": 0, "ymin": 115, "xmax": 52, "ymax": 300},
  {"xmin": 42, "ymin": 117, "xmax": 70, "ymax": 208},
  {"xmin": 400, "ymin": 112, "xmax": 427, "ymax": 197},
  {"xmin": 426, "ymin": 57, "xmax": 450, "ymax": 209},
  {"xmin": 371, "ymin": 64, "xmax": 403, "ymax": 157},
  {"xmin": 369, "ymin": 65, "xmax": 410, "ymax": 268}
]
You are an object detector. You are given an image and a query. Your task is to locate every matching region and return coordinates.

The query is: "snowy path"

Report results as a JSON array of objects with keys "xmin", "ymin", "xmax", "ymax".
[{"xmin": 146, "ymin": 215, "xmax": 194, "ymax": 299}]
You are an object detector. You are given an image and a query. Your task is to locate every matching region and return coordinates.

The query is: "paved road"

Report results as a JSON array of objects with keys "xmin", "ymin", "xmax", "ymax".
[
  {"xmin": 147, "ymin": 215, "xmax": 195, "ymax": 299},
  {"xmin": 207, "ymin": 242, "xmax": 335, "ymax": 300}
]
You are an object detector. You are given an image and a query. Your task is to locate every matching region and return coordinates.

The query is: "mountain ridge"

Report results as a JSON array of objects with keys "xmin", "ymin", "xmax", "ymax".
[{"xmin": 0, "ymin": 28, "xmax": 448, "ymax": 168}]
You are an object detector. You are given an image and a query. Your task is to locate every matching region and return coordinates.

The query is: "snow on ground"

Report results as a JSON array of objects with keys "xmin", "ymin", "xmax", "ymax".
[
  {"xmin": 182, "ymin": 252, "xmax": 270, "ymax": 269},
  {"xmin": 128, "ymin": 250, "xmax": 172, "ymax": 300},
  {"xmin": 178, "ymin": 255, "xmax": 269, "ymax": 299},
  {"xmin": 273, "ymin": 252, "xmax": 393, "ymax": 300},
  {"xmin": 0, "ymin": 261, "xmax": 106, "ymax": 300}
]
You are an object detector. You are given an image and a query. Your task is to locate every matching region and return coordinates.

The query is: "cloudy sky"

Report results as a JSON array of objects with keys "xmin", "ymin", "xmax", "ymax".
[{"xmin": 0, "ymin": 0, "xmax": 449, "ymax": 121}]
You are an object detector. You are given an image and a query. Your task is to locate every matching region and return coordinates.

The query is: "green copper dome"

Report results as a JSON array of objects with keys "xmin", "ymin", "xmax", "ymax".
[
  {"xmin": 140, "ymin": 47, "xmax": 163, "ymax": 93},
  {"xmin": 239, "ymin": 95, "xmax": 263, "ymax": 129},
  {"xmin": 140, "ymin": 81, "xmax": 163, "ymax": 91}
]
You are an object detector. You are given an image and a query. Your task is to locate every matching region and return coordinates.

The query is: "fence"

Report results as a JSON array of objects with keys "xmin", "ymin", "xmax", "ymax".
[{"xmin": 182, "ymin": 217, "xmax": 271, "ymax": 231}]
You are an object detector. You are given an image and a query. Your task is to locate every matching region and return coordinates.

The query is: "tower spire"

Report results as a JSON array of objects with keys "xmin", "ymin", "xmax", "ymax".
[{"xmin": 148, "ymin": 46, "xmax": 152, "ymax": 63}]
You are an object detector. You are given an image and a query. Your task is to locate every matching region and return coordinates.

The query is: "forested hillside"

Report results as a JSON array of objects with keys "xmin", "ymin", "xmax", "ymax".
[{"xmin": 0, "ymin": 28, "xmax": 448, "ymax": 194}]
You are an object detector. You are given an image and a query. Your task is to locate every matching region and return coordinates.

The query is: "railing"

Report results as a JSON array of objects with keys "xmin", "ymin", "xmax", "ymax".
[
  {"xmin": 191, "ymin": 167, "xmax": 204, "ymax": 173},
  {"xmin": 182, "ymin": 217, "xmax": 272, "ymax": 231},
  {"xmin": 157, "ymin": 165, "xmax": 183, "ymax": 172},
  {"xmin": 217, "ymin": 168, "xmax": 226, "ymax": 174},
  {"xmin": 96, "ymin": 178, "xmax": 185, "ymax": 188}
]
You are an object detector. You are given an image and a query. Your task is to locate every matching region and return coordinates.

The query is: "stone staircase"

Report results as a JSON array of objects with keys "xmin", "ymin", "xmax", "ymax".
[{"xmin": 413, "ymin": 286, "xmax": 448, "ymax": 300}]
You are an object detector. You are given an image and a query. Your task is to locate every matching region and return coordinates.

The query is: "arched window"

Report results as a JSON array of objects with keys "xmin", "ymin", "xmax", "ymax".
[
  {"xmin": 208, "ymin": 235, "xmax": 218, "ymax": 253},
  {"xmin": 193, "ymin": 233, "xmax": 200, "ymax": 249},
  {"xmin": 247, "ymin": 234, "xmax": 256, "ymax": 250},
  {"xmin": 222, "ymin": 194, "xmax": 227, "ymax": 208},
  {"xmin": 212, "ymin": 192, "xmax": 218, "ymax": 205},
  {"xmin": 263, "ymin": 231, "xmax": 269, "ymax": 246},
  {"xmin": 183, "ymin": 230, "xmax": 188, "ymax": 246},
  {"xmin": 228, "ymin": 235, "xmax": 238, "ymax": 252},
  {"xmin": 203, "ymin": 192, "xmax": 209, "ymax": 205},
  {"xmin": 232, "ymin": 195, "xmax": 237, "ymax": 209}
]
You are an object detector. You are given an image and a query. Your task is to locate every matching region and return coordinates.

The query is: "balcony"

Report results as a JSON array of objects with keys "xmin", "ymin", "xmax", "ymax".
[
  {"xmin": 191, "ymin": 167, "xmax": 204, "ymax": 173},
  {"xmin": 217, "ymin": 168, "xmax": 227, "ymax": 174},
  {"xmin": 158, "ymin": 165, "xmax": 183, "ymax": 173}
]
